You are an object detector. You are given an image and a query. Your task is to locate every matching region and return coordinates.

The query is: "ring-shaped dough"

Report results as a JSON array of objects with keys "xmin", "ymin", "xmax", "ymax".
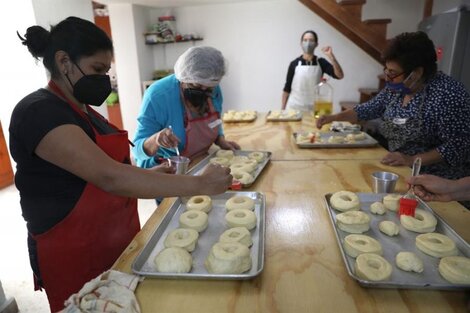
[
  {"xmin": 219, "ymin": 227, "xmax": 253, "ymax": 247},
  {"xmin": 355, "ymin": 253, "xmax": 392, "ymax": 281},
  {"xmin": 231, "ymin": 170, "xmax": 254, "ymax": 185},
  {"xmin": 248, "ymin": 151, "xmax": 265, "ymax": 163},
  {"xmin": 230, "ymin": 155, "xmax": 250, "ymax": 164},
  {"xmin": 209, "ymin": 157, "xmax": 230, "ymax": 167},
  {"xmin": 344, "ymin": 234, "xmax": 382, "ymax": 258},
  {"xmin": 187, "ymin": 195, "xmax": 212, "ymax": 213},
  {"xmin": 225, "ymin": 209, "xmax": 257, "ymax": 230},
  {"xmin": 225, "ymin": 196, "xmax": 255, "ymax": 211},
  {"xmin": 216, "ymin": 149, "xmax": 234, "ymax": 159},
  {"xmin": 328, "ymin": 136, "xmax": 344, "ymax": 144},
  {"xmin": 164, "ymin": 228, "xmax": 199, "ymax": 252},
  {"xmin": 415, "ymin": 233, "xmax": 458, "ymax": 258},
  {"xmin": 379, "ymin": 221, "xmax": 400, "ymax": 237},
  {"xmin": 400, "ymin": 209, "xmax": 437, "ymax": 233},
  {"xmin": 439, "ymin": 256, "xmax": 470, "ymax": 284},
  {"xmin": 383, "ymin": 194, "xmax": 402, "ymax": 212},
  {"xmin": 370, "ymin": 202, "xmax": 386, "ymax": 215},
  {"xmin": 154, "ymin": 247, "xmax": 192, "ymax": 273},
  {"xmin": 230, "ymin": 163, "xmax": 256, "ymax": 173},
  {"xmin": 330, "ymin": 191, "xmax": 360, "ymax": 212},
  {"xmin": 336, "ymin": 211, "xmax": 370, "ymax": 233},
  {"xmin": 395, "ymin": 251, "xmax": 424, "ymax": 273},
  {"xmin": 179, "ymin": 210, "xmax": 209, "ymax": 232},
  {"xmin": 205, "ymin": 242, "xmax": 252, "ymax": 274}
]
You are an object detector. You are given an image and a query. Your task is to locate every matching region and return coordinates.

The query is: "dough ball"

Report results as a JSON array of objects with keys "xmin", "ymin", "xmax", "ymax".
[
  {"xmin": 219, "ymin": 227, "xmax": 253, "ymax": 247},
  {"xmin": 205, "ymin": 242, "xmax": 252, "ymax": 274},
  {"xmin": 370, "ymin": 202, "xmax": 386, "ymax": 215},
  {"xmin": 154, "ymin": 247, "xmax": 192, "ymax": 273},
  {"xmin": 383, "ymin": 194, "xmax": 402, "ymax": 211},
  {"xmin": 164, "ymin": 228, "xmax": 199, "ymax": 252},
  {"xmin": 379, "ymin": 221, "xmax": 400, "ymax": 236},
  {"xmin": 395, "ymin": 251, "xmax": 424, "ymax": 273},
  {"xmin": 330, "ymin": 191, "xmax": 360, "ymax": 212},
  {"xmin": 439, "ymin": 256, "xmax": 470, "ymax": 284}
]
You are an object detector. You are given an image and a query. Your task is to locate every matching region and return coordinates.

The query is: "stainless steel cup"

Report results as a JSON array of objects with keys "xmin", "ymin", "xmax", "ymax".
[
  {"xmin": 371, "ymin": 171, "xmax": 399, "ymax": 193},
  {"xmin": 169, "ymin": 156, "xmax": 190, "ymax": 174}
]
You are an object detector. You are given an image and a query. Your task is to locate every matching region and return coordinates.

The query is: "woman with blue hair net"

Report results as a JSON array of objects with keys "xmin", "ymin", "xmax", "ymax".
[{"xmin": 133, "ymin": 46, "xmax": 240, "ymax": 168}]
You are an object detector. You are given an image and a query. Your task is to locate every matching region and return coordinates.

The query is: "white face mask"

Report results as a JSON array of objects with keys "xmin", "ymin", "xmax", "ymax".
[{"xmin": 302, "ymin": 41, "xmax": 316, "ymax": 54}]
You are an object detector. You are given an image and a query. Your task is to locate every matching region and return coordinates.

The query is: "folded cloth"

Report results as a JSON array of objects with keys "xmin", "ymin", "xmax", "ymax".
[{"xmin": 63, "ymin": 270, "xmax": 143, "ymax": 313}]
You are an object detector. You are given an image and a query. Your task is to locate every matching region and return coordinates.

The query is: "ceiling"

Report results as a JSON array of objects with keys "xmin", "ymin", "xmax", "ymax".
[{"xmin": 96, "ymin": 0, "xmax": 255, "ymax": 8}]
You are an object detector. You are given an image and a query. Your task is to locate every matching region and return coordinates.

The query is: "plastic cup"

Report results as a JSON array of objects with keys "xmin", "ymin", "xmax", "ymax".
[
  {"xmin": 169, "ymin": 156, "xmax": 190, "ymax": 174},
  {"xmin": 371, "ymin": 171, "xmax": 399, "ymax": 193},
  {"xmin": 398, "ymin": 197, "xmax": 418, "ymax": 217}
]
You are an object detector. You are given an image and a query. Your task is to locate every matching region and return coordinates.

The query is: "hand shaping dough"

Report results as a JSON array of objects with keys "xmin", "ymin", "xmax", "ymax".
[
  {"xmin": 439, "ymin": 256, "xmax": 470, "ymax": 284},
  {"xmin": 225, "ymin": 209, "xmax": 257, "ymax": 230},
  {"xmin": 154, "ymin": 247, "xmax": 192, "ymax": 273},
  {"xmin": 205, "ymin": 242, "xmax": 252, "ymax": 274},
  {"xmin": 164, "ymin": 228, "xmax": 199, "ymax": 252},
  {"xmin": 219, "ymin": 227, "xmax": 253, "ymax": 247},
  {"xmin": 400, "ymin": 209, "xmax": 437, "ymax": 233},
  {"xmin": 179, "ymin": 210, "xmax": 209, "ymax": 232},
  {"xmin": 343, "ymin": 234, "xmax": 382, "ymax": 258},
  {"xmin": 383, "ymin": 194, "xmax": 402, "ymax": 211},
  {"xmin": 416, "ymin": 233, "xmax": 458, "ymax": 258},
  {"xmin": 225, "ymin": 195, "xmax": 255, "ymax": 211},
  {"xmin": 379, "ymin": 221, "xmax": 400, "ymax": 237},
  {"xmin": 336, "ymin": 211, "xmax": 370, "ymax": 233},
  {"xmin": 330, "ymin": 191, "xmax": 360, "ymax": 212},
  {"xmin": 187, "ymin": 195, "xmax": 212, "ymax": 213},
  {"xmin": 395, "ymin": 251, "xmax": 424, "ymax": 273},
  {"xmin": 370, "ymin": 202, "xmax": 386, "ymax": 215},
  {"xmin": 355, "ymin": 253, "xmax": 392, "ymax": 281}
]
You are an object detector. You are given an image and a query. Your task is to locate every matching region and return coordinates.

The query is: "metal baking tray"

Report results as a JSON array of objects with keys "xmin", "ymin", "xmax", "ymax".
[
  {"xmin": 132, "ymin": 191, "xmax": 266, "ymax": 279},
  {"xmin": 324, "ymin": 192, "xmax": 470, "ymax": 290},
  {"xmin": 293, "ymin": 131, "xmax": 377, "ymax": 148},
  {"xmin": 186, "ymin": 150, "xmax": 271, "ymax": 188},
  {"xmin": 222, "ymin": 112, "xmax": 257, "ymax": 123},
  {"xmin": 266, "ymin": 110, "xmax": 302, "ymax": 121}
]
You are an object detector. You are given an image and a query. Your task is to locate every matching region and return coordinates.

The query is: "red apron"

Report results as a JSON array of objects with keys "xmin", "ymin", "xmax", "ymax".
[
  {"xmin": 34, "ymin": 81, "xmax": 140, "ymax": 312},
  {"xmin": 181, "ymin": 98, "xmax": 221, "ymax": 159}
]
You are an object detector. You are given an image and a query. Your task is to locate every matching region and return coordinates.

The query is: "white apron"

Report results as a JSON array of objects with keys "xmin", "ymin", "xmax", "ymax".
[{"xmin": 286, "ymin": 60, "xmax": 322, "ymax": 111}]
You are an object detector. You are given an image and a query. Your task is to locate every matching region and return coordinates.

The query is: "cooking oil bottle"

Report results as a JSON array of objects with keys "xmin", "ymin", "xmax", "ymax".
[{"xmin": 313, "ymin": 78, "xmax": 333, "ymax": 118}]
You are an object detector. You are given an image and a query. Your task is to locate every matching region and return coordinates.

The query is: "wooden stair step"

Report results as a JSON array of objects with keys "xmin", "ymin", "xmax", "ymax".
[
  {"xmin": 339, "ymin": 101, "xmax": 359, "ymax": 111},
  {"xmin": 337, "ymin": 0, "xmax": 365, "ymax": 20},
  {"xmin": 363, "ymin": 19, "xmax": 392, "ymax": 38}
]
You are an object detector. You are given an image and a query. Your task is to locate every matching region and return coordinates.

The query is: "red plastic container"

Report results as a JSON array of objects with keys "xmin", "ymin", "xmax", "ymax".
[
  {"xmin": 398, "ymin": 198, "xmax": 418, "ymax": 217},
  {"xmin": 230, "ymin": 180, "xmax": 242, "ymax": 190}
]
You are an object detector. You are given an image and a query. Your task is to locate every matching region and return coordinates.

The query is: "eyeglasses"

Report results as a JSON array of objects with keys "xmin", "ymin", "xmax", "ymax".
[{"xmin": 383, "ymin": 67, "xmax": 404, "ymax": 80}]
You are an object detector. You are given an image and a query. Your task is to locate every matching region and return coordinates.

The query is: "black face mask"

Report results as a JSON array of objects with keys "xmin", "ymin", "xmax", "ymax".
[
  {"xmin": 183, "ymin": 88, "xmax": 212, "ymax": 109},
  {"xmin": 66, "ymin": 63, "xmax": 112, "ymax": 106}
]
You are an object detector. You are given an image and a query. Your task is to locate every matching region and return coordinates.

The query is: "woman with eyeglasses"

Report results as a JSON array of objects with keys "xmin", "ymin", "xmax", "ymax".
[
  {"xmin": 133, "ymin": 46, "xmax": 240, "ymax": 169},
  {"xmin": 282, "ymin": 30, "xmax": 344, "ymax": 111},
  {"xmin": 317, "ymin": 31, "xmax": 470, "ymax": 192}
]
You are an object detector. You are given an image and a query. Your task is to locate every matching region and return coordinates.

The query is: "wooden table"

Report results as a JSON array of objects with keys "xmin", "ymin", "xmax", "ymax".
[
  {"xmin": 222, "ymin": 112, "xmax": 388, "ymax": 161},
  {"xmin": 113, "ymin": 159, "xmax": 470, "ymax": 313}
]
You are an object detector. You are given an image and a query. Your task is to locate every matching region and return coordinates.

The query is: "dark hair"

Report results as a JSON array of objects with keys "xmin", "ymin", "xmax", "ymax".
[
  {"xmin": 18, "ymin": 16, "xmax": 113, "ymax": 78},
  {"xmin": 301, "ymin": 30, "xmax": 318, "ymax": 43},
  {"xmin": 382, "ymin": 31, "xmax": 437, "ymax": 81}
]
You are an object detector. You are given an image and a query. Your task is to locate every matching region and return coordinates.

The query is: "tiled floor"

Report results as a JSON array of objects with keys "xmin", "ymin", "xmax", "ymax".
[{"xmin": 0, "ymin": 184, "xmax": 157, "ymax": 313}]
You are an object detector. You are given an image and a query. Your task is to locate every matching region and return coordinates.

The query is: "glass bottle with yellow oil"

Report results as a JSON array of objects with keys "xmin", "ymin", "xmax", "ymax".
[{"xmin": 313, "ymin": 78, "xmax": 333, "ymax": 118}]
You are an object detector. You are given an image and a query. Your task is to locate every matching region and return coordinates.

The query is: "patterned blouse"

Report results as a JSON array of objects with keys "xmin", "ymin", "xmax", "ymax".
[{"xmin": 354, "ymin": 72, "xmax": 470, "ymax": 180}]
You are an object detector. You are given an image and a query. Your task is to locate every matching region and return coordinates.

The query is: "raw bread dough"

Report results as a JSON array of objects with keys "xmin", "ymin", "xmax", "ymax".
[
  {"xmin": 400, "ymin": 209, "xmax": 437, "ymax": 233},
  {"xmin": 209, "ymin": 157, "xmax": 230, "ymax": 167},
  {"xmin": 415, "ymin": 233, "xmax": 458, "ymax": 258},
  {"xmin": 205, "ymin": 242, "xmax": 252, "ymax": 274},
  {"xmin": 216, "ymin": 149, "xmax": 234, "ymax": 160},
  {"xmin": 343, "ymin": 234, "xmax": 382, "ymax": 258},
  {"xmin": 164, "ymin": 228, "xmax": 199, "ymax": 252},
  {"xmin": 225, "ymin": 195, "xmax": 255, "ymax": 211},
  {"xmin": 248, "ymin": 151, "xmax": 265, "ymax": 163},
  {"xmin": 383, "ymin": 194, "xmax": 402, "ymax": 211},
  {"xmin": 225, "ymin": 209, "xmax": 257, "ymax": 230},
  {"xmin": 187, "ymin": 195, "xmax": 212, "ymax": 213},
  {"xmin": 219, "ymin": 227, "xmax": 253, "ymax": 247},
  {"xmin": 439, "ymin": 256, "xmax": 470, "ymax": 284},
  {"xmin": 370, "ymin": 202, "xmax": 386, "ymax": 215},
  {"xmin": 179, "ymin": 210, "xmax": 209, "ymax": 232},
  {"xmin": 336, "ymin": 211, "xmax": 370, "ymax": 233},
  {"xmin": 330, "ymin": 191, "xmax": 360, "ymax": 212},
  {"xmin": 355, "ymin": 253, "xmax": 392, "ymax": 281},
  {"xmin": 154, "ymin": 247, "xmax": 192, "ymax": 273},
  {"xmin": 231, "ymin": 170, "xmax": 254, "ymax": 185},
  {"xmin": 379, "ymin": 221, "xmax": 400, "ymax": 236},
  {"xmin": 395, "ymin": 251, "xmax": 424, "ymax": 273}
]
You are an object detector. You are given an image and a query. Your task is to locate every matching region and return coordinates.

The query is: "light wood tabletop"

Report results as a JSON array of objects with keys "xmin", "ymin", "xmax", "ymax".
[
  {"xmin": 113, "ymin": 159, "xmax": 470, "ymax": 313},
  {"xmin": 222, "ymin": 112, "xmax": 389, "ymax": 161}
]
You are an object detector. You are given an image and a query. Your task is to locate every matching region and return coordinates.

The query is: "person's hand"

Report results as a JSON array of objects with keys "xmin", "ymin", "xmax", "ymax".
[
  {"xmin": 199, "ymin": 163, "xmax": 233, "ymax": 195},
  {"xmin": 381, "ymin": 152, "xmax": 414, "ymax": 167},
  {"xmin": 321, "ymin": 46, "xmax": 334, "ymax": 58},
  {"xmin": 149, "ymin": 162, "xmax": 175, "ymax": 174},
  {"xmin": 406, "ymin": 174, "xmax": 455, "ymax": 202},
  {"xmin": 316, "ymin": 115, "xmax": 331, "ymax": 129},
  {"xmin": 216, "ymin": 137, "xmax": 241, "ymax": 150},
  {"xmin": 155, "ymin": 128, "xmax": 180, "ymax": 149}
]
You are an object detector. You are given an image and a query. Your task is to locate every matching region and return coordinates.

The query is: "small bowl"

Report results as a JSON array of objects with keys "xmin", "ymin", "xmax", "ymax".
[{"xmin": 371, "ymin": 171, "xmax": 399, "ymax": 193}]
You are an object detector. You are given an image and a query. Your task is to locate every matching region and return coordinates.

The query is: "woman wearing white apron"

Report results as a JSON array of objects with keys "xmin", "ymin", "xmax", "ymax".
[{"xmin": 282, "ymin": 30, "xmax": 344, "ymax": 111}]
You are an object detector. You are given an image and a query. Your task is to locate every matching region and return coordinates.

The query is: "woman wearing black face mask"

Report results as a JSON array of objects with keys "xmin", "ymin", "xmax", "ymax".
[
  {"xmin": 133, "ymin": 46, "xmax": 240, "ymax": 169},
  {"xmin": 10, "ymin": 17, "xmax": 233, "ymax": 312},
  {"xmin": 317, "ymin": 32, "xmax": 470, "ymax": 209},
  {"xmin": 282, "ymin": 30, "xmax": 344, "ymax": 111}
]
